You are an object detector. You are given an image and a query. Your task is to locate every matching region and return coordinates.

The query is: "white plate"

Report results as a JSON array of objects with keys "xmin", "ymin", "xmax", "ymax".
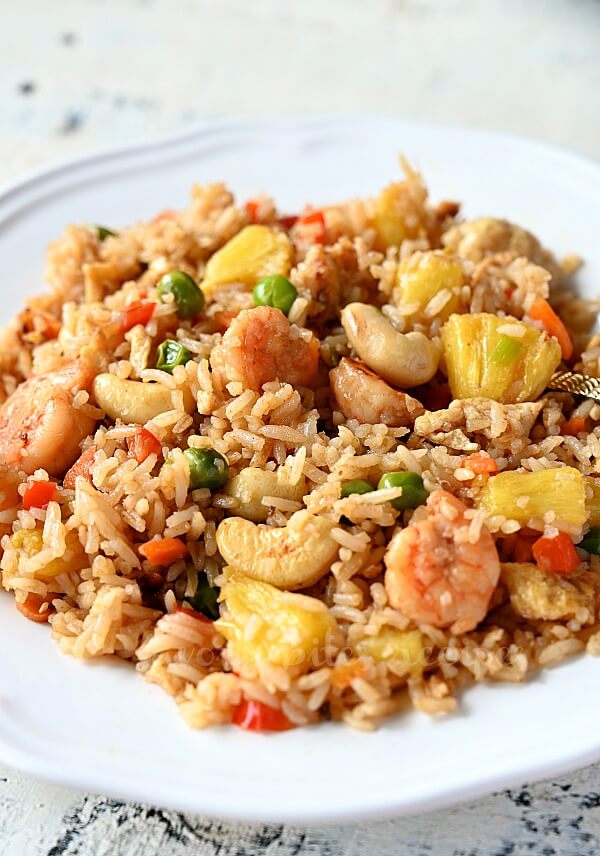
[{"xmin": 1, "ymin": 117, "xmax": 600, "ymax": 825}]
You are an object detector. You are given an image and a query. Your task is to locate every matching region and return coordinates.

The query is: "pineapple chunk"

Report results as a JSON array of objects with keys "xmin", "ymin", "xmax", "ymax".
[
  {"xmin": 9, "ymin": 527, "xmax": 86, "ymax": 580},
  {"xmin": 373, "ymin": 178, "xmax": 427, "ymax": 250},
  {"xmin": 202, "ymin": 225, "xmax": 292, "ymax": 297},
  {"xmin": 373, "ymin": 184, "xmax": 410, "ymax": 249},
  {"xmin": 441, "ymin": 313, "xmax": 561, "ymax": 403},
  {"xmin": 394, "ymin": 251, "xmax": 463, "ymax": 321},
  {"xmin": 478, "ymin": 467, "xmax": 586, "ymax": 531},
  {"xmin": 215, "ymin": 570, "xmax": 338, "ymax": 673},
  {"xmin": 585, "ymin": 476, "xmax": 600, "ymax": 526},
  {"xmin": 356, "ymin": 628, "xmax": 425, "ymax": 674},
  {"xmin": 502, "ymin": 562, "xmax": 596, "ymax": 621}
]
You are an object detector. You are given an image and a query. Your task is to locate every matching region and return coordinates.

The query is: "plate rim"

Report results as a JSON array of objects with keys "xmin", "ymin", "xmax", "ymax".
[
  {"xmin": 1, "ymin": 115, "xmax": 600, "ymax": 824},
  {"xmin": 0, "ymin": 710, "xmax": 599, "ymax": 825},
  {"xmin": 1, "ymin": 113, "xmax": 599, "ymax": 207}
]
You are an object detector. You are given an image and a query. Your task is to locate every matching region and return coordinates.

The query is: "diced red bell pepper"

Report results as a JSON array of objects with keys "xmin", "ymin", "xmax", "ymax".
[
  {"xmin": 233, "ymin": 698, "xmax": 295, "ymax": 732},
  {"xmin": 120, "ymin": 301, "xmax": 155, "ymax": 333},
  {"xmin": 245, "ymin": 200, "xmax": 260, "ymax": 223},
  {"xmin": 297, "ymin": 210, "xmax": 326, "ymax": 244},
  {"xmin": 127, "ymin": 427, "xmax": 162, "ymax": 463},
  {"xmin": 278, "ymin": 214, "xmax": 299, "ymax": 229},
  {"xmin": 532, "ymin": 531, "xmax": 580, "ymax": 574},
  {"xmin": 22, "ymin": 480, "xmax": 59, "ymax": 510}
]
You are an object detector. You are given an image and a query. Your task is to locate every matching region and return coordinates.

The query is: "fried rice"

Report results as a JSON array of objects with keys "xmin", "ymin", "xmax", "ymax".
[{"xmin": 1, "ymin": 160, "xmax": 600, "ymax": 732}]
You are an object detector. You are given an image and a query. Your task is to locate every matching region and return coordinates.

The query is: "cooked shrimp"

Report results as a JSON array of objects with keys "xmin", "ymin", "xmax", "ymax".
[
  {"xmin": 0, "ymin": 361, "xmax": 98, "ymax": 477},
  {"xmin": 384, "ymin": 489, "xmax": 500, "ymax": 634},
  {"xmin": 330, "ymin": 357, "xmax": 424, "ymax": 427},
  {"xmin": 210, "ymin": 306, "xmax": 320, "ymax": 391},
  {"xmin": 441, "ymin": 217, "xmax": 559, "ymax": 279}
]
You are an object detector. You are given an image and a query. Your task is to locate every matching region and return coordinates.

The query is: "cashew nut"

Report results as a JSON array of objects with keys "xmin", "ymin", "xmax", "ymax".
[
  {"xmin": 93, "ymin": 373, "xmax": 195, "ymax": 424},
  {"xmin": 340, "ymin": 302, "xmax": 439, "ymax": 389},
  {"xmin": 224, "ymin": 467, "xmax": 307, "ymax": 523},
  {"xmin": 216, "ymin": 510, "xmax": 338, "ymax": 590},
  {"xmin": 330, "ymin": 357, "xmax": 424, "ymax": 427}
]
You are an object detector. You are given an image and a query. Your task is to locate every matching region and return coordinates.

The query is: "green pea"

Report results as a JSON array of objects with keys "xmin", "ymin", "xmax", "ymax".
[
  {"xmin": 252, "ymin": 275, "xmax": 297, "ymax": 315},
  {"xmin": 186, "ymin": 572, "xmax": 220, "ymax": 620},
  {"xmin": 377, "ymin": 471, "xmax": 427, "ymax": 510},
  {"xmin": 96, "ymin": 225, "xmax": 116, "ymax": 241},
  {"xmin": 184, "ymin": 448, "xmax": 229, "ymax": 490},
  {"xmin": 341, "ymin": 479, "xmax": 374, "ymax": 498},
  {"xmin": 579, "ymin": 527, "xmax": 600, "ymax": 556},
  {"xmin": 156, "ymin": 339, "xmax": 192, "ymax": 374},
  {"xmin": 157, "ymin": 271, "xmax": 205, "ymax": 320}
]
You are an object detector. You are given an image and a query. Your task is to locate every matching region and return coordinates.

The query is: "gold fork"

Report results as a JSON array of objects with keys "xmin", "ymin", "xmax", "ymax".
[{"xmin": 548, "ymin": 371, "xmax": 600, "ymax": 401}]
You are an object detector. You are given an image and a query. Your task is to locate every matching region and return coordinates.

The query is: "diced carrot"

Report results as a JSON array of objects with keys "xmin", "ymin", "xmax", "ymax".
[
  {"xmin": 174, "ymin": 605, "xmax": 212, "ymax": 623},
  {"xmin": 127, "ymin": 427, "xmax": 162, "ymax": 463},
  {"xmin": 64, "ymin": 446, "xmax": 97, "ymax": 490},
  {"xmin": 139, "ymin": 537, "xmax": 188, "ymax": 566},
  {"xmin": 278, "ymin": 214, "xmax": 299, "ymax": 229},
  {"xmin": 245, "ymin": 200, "xmax": 260, "ymax": 224},
  {"xmin": 513, "ymin": 533, "xmax": 535, "ymax": 563},
  {"xmin": 331, "ymin": 658, "xmax": 367, "ymax": 689},
  {"xmin": 16, "ymin": 593, "xmax": 52, "ymax": 623},
  {"xmin": 532, "ymin": 531, "xmax": 580, "ymax": 574},
  {"xmin": 464, "ymin": 454, "xmax": 498, "ymax": 475},
  {"xmin": 296, "ymin": 210, "xmax": 326, "ymax": 244},
  {"xmin": 119, "ymin": 301, "xmax": 155, "ymax": 333},
  {"xmin": 22, "ymin": 480, "xmax": 59, "ymax": 510},
  {"xmin": 562, "ymin": 416, "xmax": 587, "ymax": 436},
  {"xmin": 529, "ymin": 298, "xmax": 573, "ymax": 360},
  {"xmin": 233, "ymin": 698, "xmax": 295, "ymax": 732}
]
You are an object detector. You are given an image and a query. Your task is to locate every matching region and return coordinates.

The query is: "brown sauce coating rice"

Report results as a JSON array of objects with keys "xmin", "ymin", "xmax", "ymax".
[{"xmin": 1, "ymin": 162, "xmax": 599, "ymax": 732}]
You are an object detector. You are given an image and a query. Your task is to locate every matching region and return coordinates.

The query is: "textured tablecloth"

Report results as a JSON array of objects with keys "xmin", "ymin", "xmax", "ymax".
[{"xmin": 2, "ymin": 1, "xmax": 600, "ymax": 852}]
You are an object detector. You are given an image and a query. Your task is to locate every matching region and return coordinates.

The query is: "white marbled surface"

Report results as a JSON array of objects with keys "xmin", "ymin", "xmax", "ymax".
[{"xmin": 2, "ymin": 0, "xmax": 600, "ymax": 853}]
